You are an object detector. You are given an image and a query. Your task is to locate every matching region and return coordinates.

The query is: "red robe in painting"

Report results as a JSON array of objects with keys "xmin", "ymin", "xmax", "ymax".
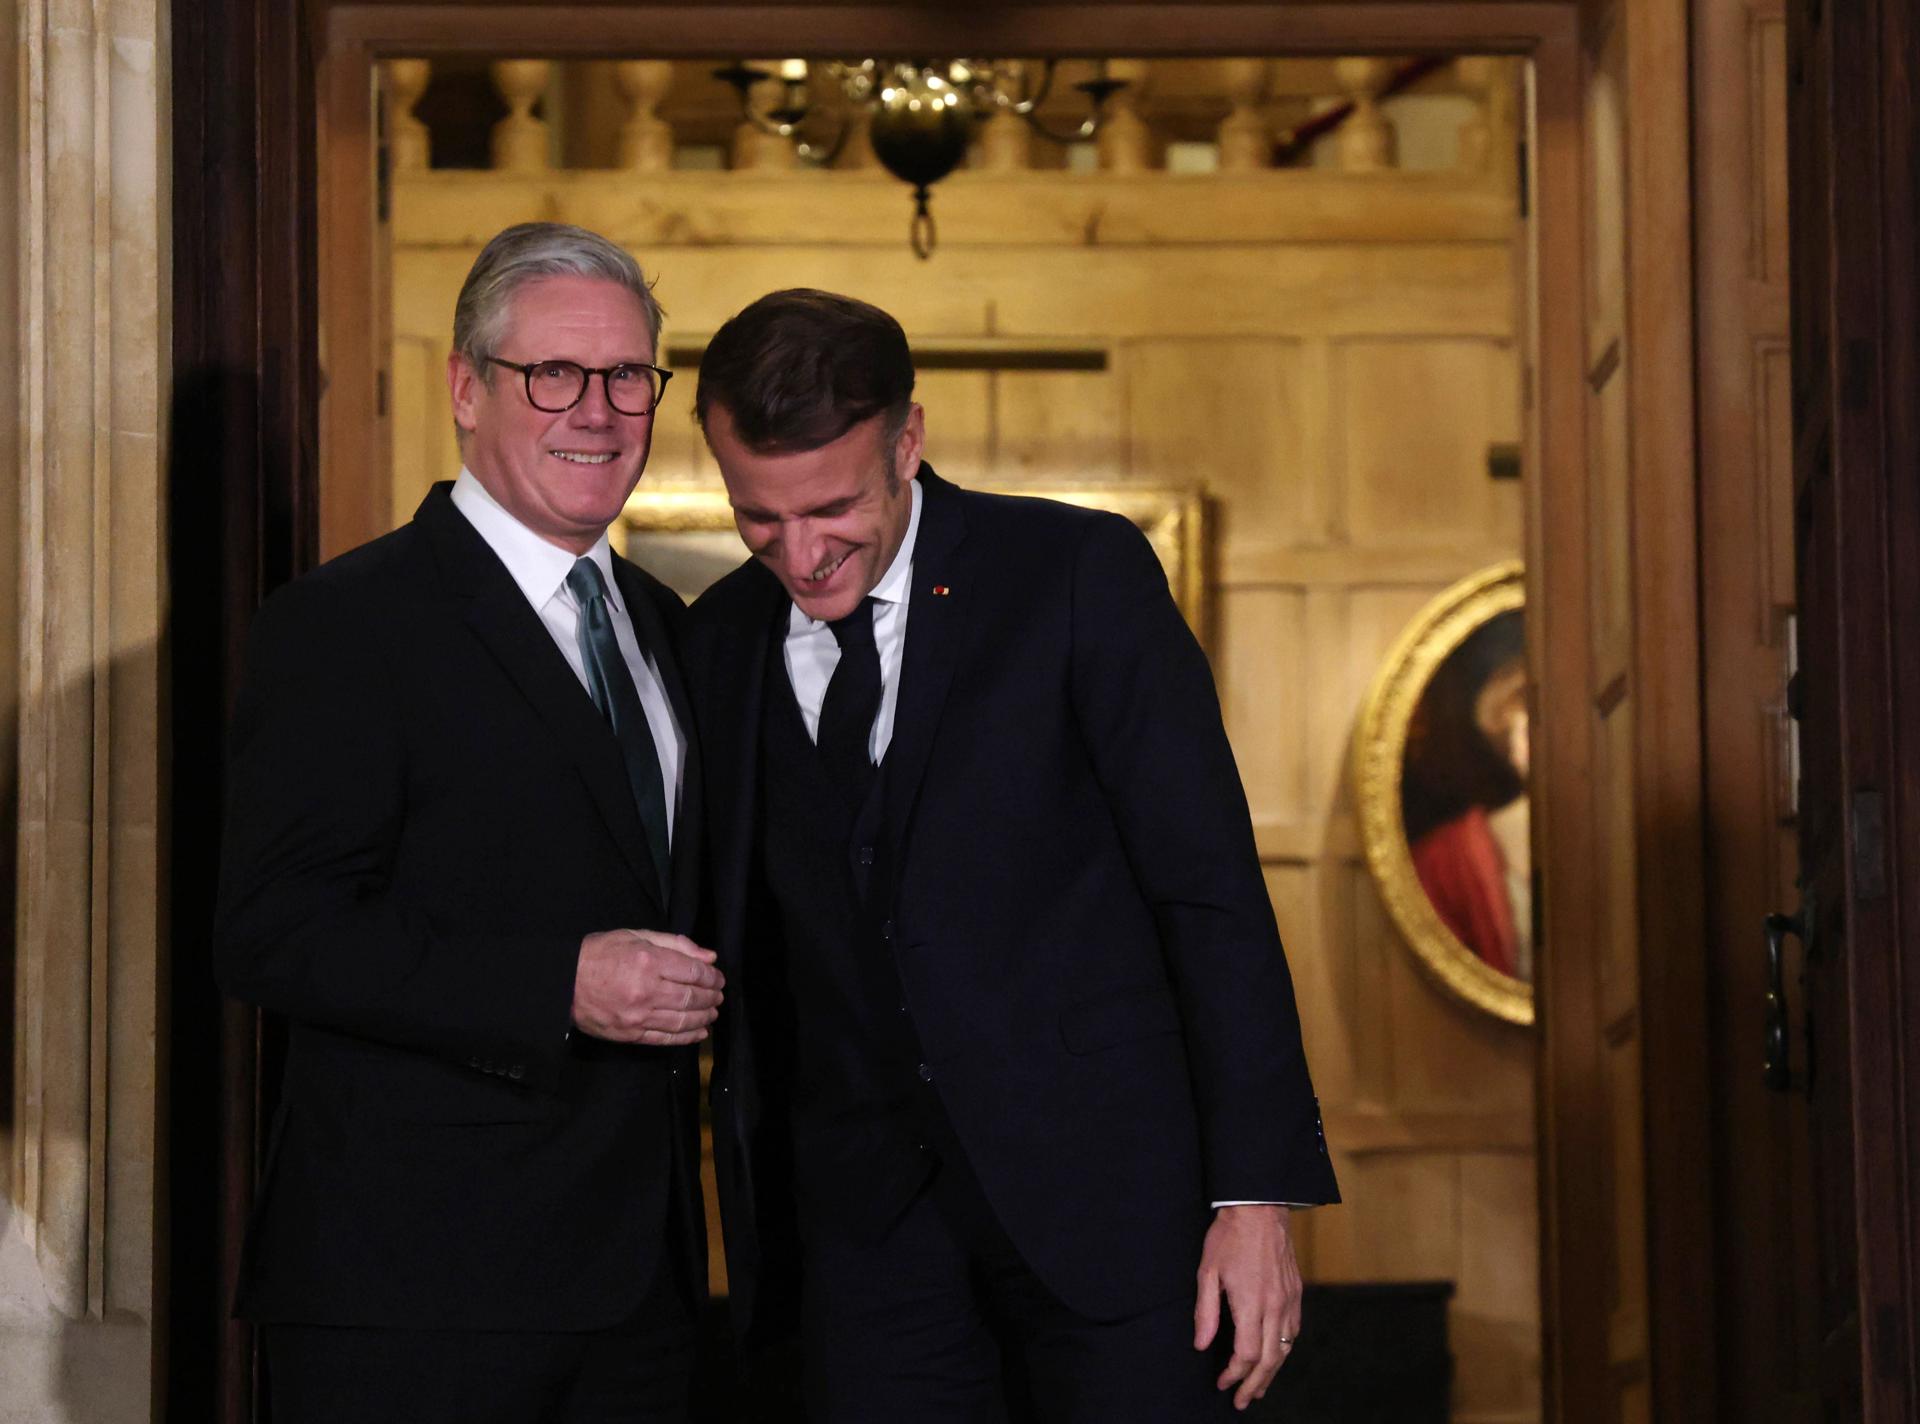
[{"xmin": 1410, "ymin": 806, "xmax": 1517, "ymax": 977}]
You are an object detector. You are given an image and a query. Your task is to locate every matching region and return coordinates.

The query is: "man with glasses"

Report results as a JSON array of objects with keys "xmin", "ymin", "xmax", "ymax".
[{"xmin": 216, "ymin": 222, "xmax": 715, "ymax": 1423}]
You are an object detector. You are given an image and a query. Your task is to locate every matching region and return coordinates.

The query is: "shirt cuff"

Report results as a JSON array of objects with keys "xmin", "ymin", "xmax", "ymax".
[{"xmin": 1211, "ymin": 1201, "xmax": 1308, "ymax": 1209}]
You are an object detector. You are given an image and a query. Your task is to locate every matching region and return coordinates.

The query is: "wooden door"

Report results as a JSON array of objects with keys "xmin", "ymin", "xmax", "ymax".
[
  {"xmin": 1548, "ymin": 3, "xmax": 1655, "ymax": 1412},
  {"xmin": 1784, "ymin": 0, "xmax": 1920, "ymax": 1417},
  {"xmin": 1537, "ymin": 0, "xmax": 1713, "ymax": 1418},
  {"xmin": 1694, "ymin": 2, "xmax": 1825, "ymax": 1419}
]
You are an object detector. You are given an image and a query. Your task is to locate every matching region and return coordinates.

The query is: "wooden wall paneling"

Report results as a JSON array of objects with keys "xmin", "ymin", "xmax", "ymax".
[
  {"xmin": 1458, "ymin": 1151, "xmax": 1545, "ymax": 1412},
  {"xmin": 1336, "ymin": 336, "xmax": 1520, "ymax": 549},
  {"xmin": 907, "ymin": 369, "xmax": 992, "ymax": 485},
  {"xmin": 1298, "ymin": 585, "xmax": 1355, "ymax": 874},
  {"xmin": 390, "ymin": 334, "xmax": 443, "ymax": 518},
  {"xmin": 988, "ymin": 368, "xmax": 1122, "ymax": 481},
  {"xmin": 1271, "ymin": 861, "xmax": 1356, "ymax": 1108},
  {"xmin": 396, "ymin": 235, "xmax": 1515, "ymax": 341},
  {"xmin": 1385, "ymin": 941, "xmax": 1536, "ymax": 1116},
  {"xmin": 1343, "ymin": 863, "xmax": 1396, "ymax": 1112},
  {"xmin": 1695, "ymin": 0, "xmax": 1816, "ymax": 1417},
  {"xmin": 1214, "ymin": 588, "xmax": 1312, "ymax": 824},
  {"xmin": 1126, "ymin": 338, "xmax": 1314, "ymax": 550},
  {"xmin": 396, "ymin": 170, "xmax": 1520, "ymax": 250}
]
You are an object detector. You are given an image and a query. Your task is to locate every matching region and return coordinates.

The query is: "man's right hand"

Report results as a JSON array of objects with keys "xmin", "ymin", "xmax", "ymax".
[{"xmin": 571, "ymin": 930, "xmax": 724, "ymax": 1045}]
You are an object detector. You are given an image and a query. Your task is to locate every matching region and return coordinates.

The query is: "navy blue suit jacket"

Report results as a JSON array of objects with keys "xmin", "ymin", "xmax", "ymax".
[{"xmin": 686, "ymin": 469, "xmax": 1337, "ymax": 1339}]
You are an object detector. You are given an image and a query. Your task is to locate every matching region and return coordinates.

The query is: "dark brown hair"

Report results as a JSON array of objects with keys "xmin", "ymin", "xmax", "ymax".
[{"xmin": 695, "ymin": 288, "xmax": 915, "ymax": 453}]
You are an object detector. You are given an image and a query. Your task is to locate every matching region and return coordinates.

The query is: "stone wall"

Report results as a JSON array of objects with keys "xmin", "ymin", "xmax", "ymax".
[{"xmin": 1, "ymin": 0, "xmax": 170, "ymax": 1418}]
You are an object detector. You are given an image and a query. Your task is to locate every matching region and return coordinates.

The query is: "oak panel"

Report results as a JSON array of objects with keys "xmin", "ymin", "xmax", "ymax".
[
  {"xmin": 990, "ymin": 368, "xmax": 1123, "ymax": 482},
  {"xmin": 1126, "ymin": 338, "xmax": 1314, "ymax": 547},
  {"xmin": 1214, "ymin": 587, "xmax": 1311, "ymax": 824},
  {"xmin": 1338, "ymin": 338, "xmax": 1517, "ymax": 548}
]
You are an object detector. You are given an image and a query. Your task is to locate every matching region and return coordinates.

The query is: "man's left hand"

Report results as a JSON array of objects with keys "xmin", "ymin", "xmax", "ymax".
[{"xmin": 1192, "ymin": 1204, "xmax": 1301, "ymax": 1412}]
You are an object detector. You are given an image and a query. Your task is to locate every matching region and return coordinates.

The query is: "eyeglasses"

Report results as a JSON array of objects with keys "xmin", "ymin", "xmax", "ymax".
[{"xmin": 485, "ymin": 357, "xmax": 673, "ymax": 417}]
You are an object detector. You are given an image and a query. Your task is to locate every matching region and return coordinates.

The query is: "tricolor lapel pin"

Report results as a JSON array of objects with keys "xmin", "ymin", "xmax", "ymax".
[{"xmin": 931, "ymin": 584, "xmax": 951, "ymax": 597}]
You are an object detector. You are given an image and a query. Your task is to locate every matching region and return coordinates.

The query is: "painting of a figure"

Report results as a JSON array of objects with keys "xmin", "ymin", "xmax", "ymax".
[{"xmin": 1399, "ymin": 608, "xmax": 1532, "ymax": 982}]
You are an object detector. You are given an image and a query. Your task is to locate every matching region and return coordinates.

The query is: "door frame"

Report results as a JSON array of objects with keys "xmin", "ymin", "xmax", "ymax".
[{"xmin": 179, "ymin": 3, "xmax": 1712, "ymax": 1420}]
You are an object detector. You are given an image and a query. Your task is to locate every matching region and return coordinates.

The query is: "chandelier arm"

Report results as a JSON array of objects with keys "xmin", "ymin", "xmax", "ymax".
[
  {"xmin": 1019, "ymin": 110, "xmax": 1100, "ymax": 145},
  {"xmin": 791, "ymin": 109, "xmax": 853, "ymax": 166},
  {"xmin": 982, "ymin": 57, "xmax": 1058, "ymax": 117}
]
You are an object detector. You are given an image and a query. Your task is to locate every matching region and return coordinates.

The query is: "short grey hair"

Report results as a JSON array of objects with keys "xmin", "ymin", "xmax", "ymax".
[{"xmin": 451, "ymin": 222, "xmax": 664, "ymax": 374}]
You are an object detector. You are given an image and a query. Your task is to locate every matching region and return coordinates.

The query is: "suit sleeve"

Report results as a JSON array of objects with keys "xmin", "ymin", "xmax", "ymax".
[
  {"xmin": 1067, "ymin": 513, "xmax": 1338, "ymax": 1206},
  {"xmin": 213, "ymin": 577, "xmax": 579, "ymax": 1088}
]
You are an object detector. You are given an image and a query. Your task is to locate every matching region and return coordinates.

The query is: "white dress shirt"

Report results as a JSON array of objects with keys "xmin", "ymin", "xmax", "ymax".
[
  {"xmin": 451, "ymin": 469, "xmax": 685, "ymax": 843},
  {"xmin": 783, "ymin": 478, "xmax": 923, "ymax": 756}
]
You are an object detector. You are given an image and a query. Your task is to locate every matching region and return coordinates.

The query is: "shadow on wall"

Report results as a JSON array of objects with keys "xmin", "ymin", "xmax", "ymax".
[{"xmin": 167, "ymin": 361, "xmax": 279, "ymax": 1422}]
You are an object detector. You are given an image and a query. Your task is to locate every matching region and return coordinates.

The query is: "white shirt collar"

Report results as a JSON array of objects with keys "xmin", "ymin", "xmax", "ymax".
[
  {"xmin": 450, "ymin": 467, "xmax": 620, "ymax": 612},
  {"xmin": 789, "ymin": 477, "xmax": 923, "ymax": 632}
]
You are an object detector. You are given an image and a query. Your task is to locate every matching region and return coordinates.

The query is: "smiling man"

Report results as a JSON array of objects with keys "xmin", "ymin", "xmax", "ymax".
[
  {"xmin": 216, "ymin": 224, "xmax": 718, "ymax": 1423},
  {"xmin": 685, "ymin": 289, "xmax": 1340, "ymax": 1422}
]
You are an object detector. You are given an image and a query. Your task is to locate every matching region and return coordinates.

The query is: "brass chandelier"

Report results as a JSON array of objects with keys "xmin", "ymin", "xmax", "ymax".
[{"xmin": 714, "ymin": 59, "xmax": 1131, "ymax": 257}]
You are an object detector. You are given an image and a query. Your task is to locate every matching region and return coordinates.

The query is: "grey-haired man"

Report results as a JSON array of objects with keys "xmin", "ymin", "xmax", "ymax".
[{"xmin": 216, "ymin": 223, "xmax": 717, "ymax": 1423}]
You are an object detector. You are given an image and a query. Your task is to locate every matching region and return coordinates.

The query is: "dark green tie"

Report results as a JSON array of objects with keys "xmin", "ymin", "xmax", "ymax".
[{"xmin": 567, "ymin": 557, "xmax": 672, "ymax": 903}]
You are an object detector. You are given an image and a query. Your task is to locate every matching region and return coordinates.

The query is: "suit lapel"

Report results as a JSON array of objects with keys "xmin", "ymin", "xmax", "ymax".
[
  {"xmin": 882, "ymin": 469, "xmax": 974, "ymax": 848},
  {"xmin": 614, "ymin": 557, "xmax": 703, "ymax": 930},
  {"xmin": 418, "ymin": 487, "xmax": 665, "ymax": 914},
  {"xmin": 705, "ymin": 574, "xmax": 786, "ymax": 986}
]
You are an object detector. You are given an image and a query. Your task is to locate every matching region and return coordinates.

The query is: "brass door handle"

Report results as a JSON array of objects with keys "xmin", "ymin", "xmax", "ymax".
[{"xmin": 1763, "ymin": 911, "xmax": 1803, "ymax": 1092}]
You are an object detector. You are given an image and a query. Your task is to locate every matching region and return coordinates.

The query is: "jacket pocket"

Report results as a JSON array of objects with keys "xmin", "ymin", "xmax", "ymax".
[
  {"xmin": 1059, "ymin": 985, "xmax": 1181, "ymax": 1055},
  {"xmin": 337, "ymin": 1043, "xmax": 556, "ymax": 1126}
]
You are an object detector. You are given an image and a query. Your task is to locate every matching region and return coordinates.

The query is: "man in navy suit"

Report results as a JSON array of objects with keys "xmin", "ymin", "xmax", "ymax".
[
  {"xmin": 217, "ymin": 224, "xmax": 719, "ymax": 1423},
  {"xmin": 685, "ymin": 289, "xmax": 1339, "ymax": 1422}
]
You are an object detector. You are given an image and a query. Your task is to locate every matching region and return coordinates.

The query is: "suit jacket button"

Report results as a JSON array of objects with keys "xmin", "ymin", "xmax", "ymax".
[
  {"xmin": 858, "ymin": 846, "xmax": 875, "ymax": 866},
  {"xmin": 881, "ymin": 920, "xmax": 894, "ymax": 941},
  {"xmin": 917, "ymin": 1062, "xmax": 933, "ymax": 1082}
]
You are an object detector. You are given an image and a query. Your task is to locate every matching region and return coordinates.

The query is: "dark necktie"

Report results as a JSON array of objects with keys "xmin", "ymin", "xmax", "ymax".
[
  {"xmin": 566, "ymin": 558, "xmax": 673, "ymax": 904},
  {"xmin": 818, "ymin": 597, "xmax": 884, "ymax": 802}
]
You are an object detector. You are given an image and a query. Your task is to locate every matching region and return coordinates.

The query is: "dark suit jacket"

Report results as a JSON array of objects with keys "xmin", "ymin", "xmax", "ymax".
[
  {"xmin": 685, "ymin": 468, "xmax": 1337, "ymax": 1338},
  {"xmin": 215, "ymin": 483, "xmax": 704, "ymax": 1331}
]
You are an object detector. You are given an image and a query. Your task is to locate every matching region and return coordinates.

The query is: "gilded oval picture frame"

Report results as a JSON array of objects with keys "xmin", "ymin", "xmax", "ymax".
[{"xmin": 1353, "ymin": 562, "xmax": 1533, "ymax": 1026}]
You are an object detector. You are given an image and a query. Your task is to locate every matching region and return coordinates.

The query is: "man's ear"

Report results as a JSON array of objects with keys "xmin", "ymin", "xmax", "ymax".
[
  {"xmin": 895, "ymin": 403, "xmax": 926, "ymax": 479},
  {"xmin": 447, "ymin": 352, "xmax": 483, "ymax": 435}
]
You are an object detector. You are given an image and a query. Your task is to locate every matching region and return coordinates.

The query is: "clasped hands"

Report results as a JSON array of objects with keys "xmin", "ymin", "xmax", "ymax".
[
  {"xmin": 571, "ymin": 929, "xmax": 724, "ymax": 1045},
  {"xmin": 1194, "ymin": 1203, "xmax": 1302, "ymax": 1411}
]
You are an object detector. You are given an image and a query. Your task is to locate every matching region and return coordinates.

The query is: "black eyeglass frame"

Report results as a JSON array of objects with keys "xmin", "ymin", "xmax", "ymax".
[{"xmin": 485, "ymin": 356, "xmax": 674, "ymax": 416}]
